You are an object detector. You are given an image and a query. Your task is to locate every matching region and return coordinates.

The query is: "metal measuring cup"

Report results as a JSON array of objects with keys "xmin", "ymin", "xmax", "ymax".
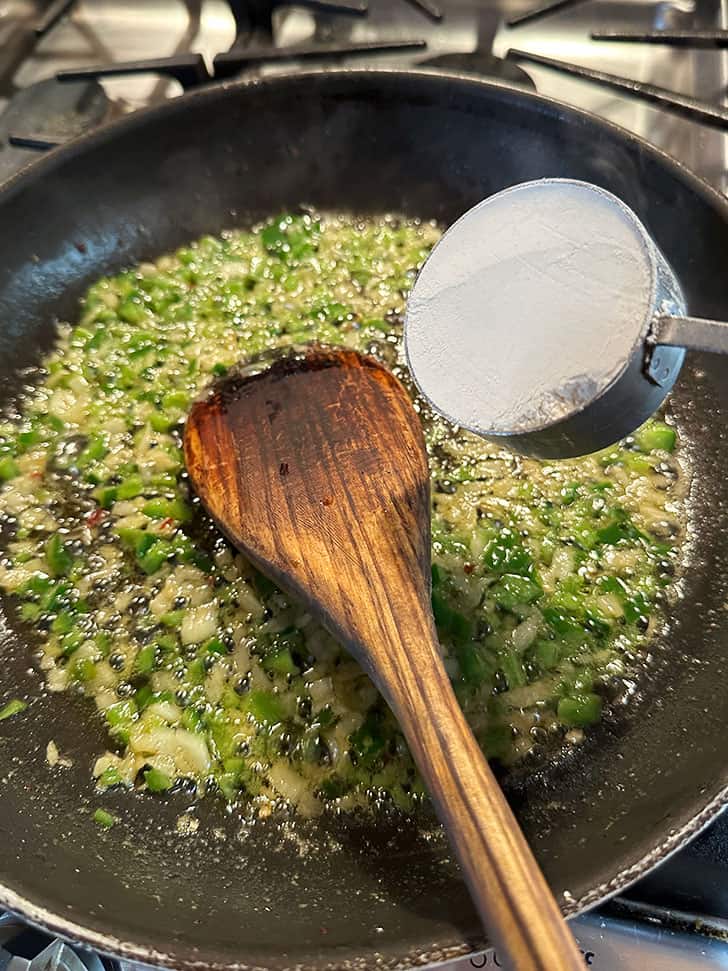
[{"xmin": 404, "ymin": 179, "xmax": 728, "ymax": 459}]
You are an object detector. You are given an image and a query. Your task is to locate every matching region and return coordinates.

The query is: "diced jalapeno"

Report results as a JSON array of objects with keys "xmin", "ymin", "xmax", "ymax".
[
  {"xmin": 247, "ymin": 690, "xmax": 284, "ymax": 725},
  {"xmin": 93, "ymin": 808, "xmax": 117, "ymax": 828},
  {"xmin": 0, "ymin": 457, "xmax": 19, "ymax": 481},
  {"xmin": 557, "ymin": 693, "xmax": 603, "ymax": 727},
  {"xmin": 0, "ymin": 699, "xmax": 27, "ymax": 721},
  {"xmin": 45, "ymin": 535, "xmax": 73, "ymax": 577},
  {"xmin": 144, "ymin": 767, "xmax": 172, "ymax": 793},
  {"xmin": 634, "ymin": 421, "xmax": 676, "ymax": 453},
  {"xmin": 142, "ymin": 497, "xmax": 192, "ymax": 522}
]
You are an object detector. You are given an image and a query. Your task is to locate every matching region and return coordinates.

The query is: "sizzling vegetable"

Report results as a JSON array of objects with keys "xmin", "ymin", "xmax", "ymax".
[{"xmin": 0, "ymin": 212, "xmax": 687, "ymax": 817}]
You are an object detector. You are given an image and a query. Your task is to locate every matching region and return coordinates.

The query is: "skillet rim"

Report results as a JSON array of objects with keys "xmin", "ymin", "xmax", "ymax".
[{"xmin": 0, "ymin": 66, "xmax": 727, "ymax": 970}]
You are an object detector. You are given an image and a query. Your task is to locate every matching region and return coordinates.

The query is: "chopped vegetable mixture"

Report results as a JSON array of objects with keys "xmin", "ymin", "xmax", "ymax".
[{"xmin": 0, "ymin": 212, "xmax": 687, "ymax": 817}]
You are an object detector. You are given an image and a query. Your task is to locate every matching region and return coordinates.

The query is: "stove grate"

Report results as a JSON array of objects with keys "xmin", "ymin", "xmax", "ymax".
[
  {"xmin": 57, "ymin": 54, "xmax": 212, "ymax": 91},
  {"xmin": 508, "ymin": 47, "xmax": 728, "ymax": 133}
]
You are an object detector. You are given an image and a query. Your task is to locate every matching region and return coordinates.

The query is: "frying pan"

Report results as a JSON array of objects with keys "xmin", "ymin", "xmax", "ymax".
[{"xmin": 0, "ymin": 69, "xmax": 728, "ymax": 971}]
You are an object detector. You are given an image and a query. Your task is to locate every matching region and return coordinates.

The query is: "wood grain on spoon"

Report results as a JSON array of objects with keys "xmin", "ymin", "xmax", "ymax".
[{"xmin": 184, "ymin": 346, "xmax": 584, "ymax": 971}]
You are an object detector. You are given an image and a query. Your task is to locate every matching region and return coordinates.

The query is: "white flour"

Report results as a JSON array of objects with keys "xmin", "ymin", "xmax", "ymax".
[{"xmin": 404, "ymin": 180, "xmax": 656, "ymax": 436}]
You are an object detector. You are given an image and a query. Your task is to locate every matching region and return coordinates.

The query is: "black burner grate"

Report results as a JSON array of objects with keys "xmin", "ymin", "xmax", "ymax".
[
  {"xmin": 508, "ymin": 47, "xmax": 728, "ymax": 132},
  {"xmin": 19, "ymin": 0, "xmax": 726, "ymax": 138},
  {"xmin": 505, "ymin": 0, "xmax": 728, "ymax": 132}
]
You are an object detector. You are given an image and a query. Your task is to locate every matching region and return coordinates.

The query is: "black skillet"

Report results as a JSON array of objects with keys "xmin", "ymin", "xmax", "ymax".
[{"xmin": 0, "ymin": 70, "xmax": 727, "ymax": 971}]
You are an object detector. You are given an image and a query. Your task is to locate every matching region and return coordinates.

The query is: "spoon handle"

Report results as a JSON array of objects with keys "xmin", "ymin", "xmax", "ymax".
[{"xmin": 375, "ymin": 623, "xmax": 584, "ymax": 971}]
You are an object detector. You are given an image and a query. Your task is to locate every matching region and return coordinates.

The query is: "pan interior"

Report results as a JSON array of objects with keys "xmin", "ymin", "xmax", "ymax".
[{"xmin": 0, "ymin": 72, "xmax": 727, "ymax": 971}]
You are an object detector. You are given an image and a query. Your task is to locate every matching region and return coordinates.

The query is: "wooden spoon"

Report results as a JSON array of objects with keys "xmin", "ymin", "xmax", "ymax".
[{"xmin": 184, "ymin": 346, "xmax": 584, "ymax": 971}]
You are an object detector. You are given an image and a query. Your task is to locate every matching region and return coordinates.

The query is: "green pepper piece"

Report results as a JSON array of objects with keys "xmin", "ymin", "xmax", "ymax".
[
  {"xmin": 21, "ymin": 574, "xmax": 52, "ymax": 598},
  {"xmin": 45, "ymin": 534, "xmax": 73, "ymax": 577},
  {"xmin": 142, "ymin": 497, "xmax": 192, "ymax": 522},
  {"xmin": 51, "ymin": 610, "xmax": 76, "ymax": 635},
  {"xmin": 218, "ymin": 772, "xmax": 241, "ymax": 801},
  {"xmin": 634, "ymin": 421, "xmax": 676, "ymax": 453},
  {"xmin": 162, "ymin": 390, "xmax": 189, "ymax": 411},
  {"xmin": 61, "ymin": 629, "xmax": 85, "ymax": 657},
  {"xmin": 222, "ymin": 755, "xmax": 245, "ymax": 774},
  {"xmin": 499, "ymin": 652, "xmax": 527, "ymax": 689},
  {"xmin": 247, "ymin": 690, "xmax": 284, "ymax": 725},
  {"xmin": 86, "ymin": 328, "xmax": 107, "ymax": 350},
  {"xmin": 483, "ymin": 527, "xmax": 534, "ymax": 577},
  {"xmin": 144, "ymin": 767, "xmax": 172, "ymax": 793},
  {"xmin": 77, "ymin": 433, "xmax": 108, "ymax": 468},
  {"xmin": 159, "ymin": 610, "xmax": 183, "ymax": 628},
  {"xmin": 585, "ymin": 608, "xmax": 610, "ymax": 637},
  {"xmin": 93, "ymin": 808, "xmax": 117, "ymax": 828},
  {"xmin": 41, "ymin": 580, "xmax": 71, "ymax": 613},
  {"xmin": 0, "ymin": 456, "xmax": 19, "ymax": 481},
  {"xmin": 623, "ymin": 592, "xmax": 650, "ymax": 626},
  {"xmin": 117, "ymin": 528, "xmax": 172, "ymax": 573},
  {"xmin": 349, "ymin": 712, "xmax": 385, "ymax": 768},
  {"xmin": 181, "ymin": 707, "xmax": 203, "ymax": 733},
  {"xmin": 262, "ymin": 646, "xmax": 299, "ymax": 677},
  {"xmin": 186, "ymin": 657, "xmax": 206, "ymax": 685},
  {"xmin": 0, "ymin": 699, "xmax": 27, "ymax": 721},
  {"xmin": 596, "ymin": 520, "xmax": 636, "ymax": 546},
  {"xmin": 491, "ymin": 573, "xmax": 542, "ymax": 611},
  {"xmin": 137, "ymin": 539, "xmax": 174, "ymax": 574},
  {"xmin": 71, "ymin": 657, "xmax": 96, "ymax": 682},
  {"xmin": 204, "ymin": 637, "xmax": 227, "ymax": 657},
  {"xmin": 362, "ymin": 316, "xmax": 389, "ymax": 332},
  {"xmin": 544, "ymin": 605, "xmax": 583, "ymax": 635},
  {"xmin": 309, "ymin": 300, "xmax": 351, "ymax": 325},
  {"xmin": 134, "ymin": 644, "xmax": 158, "ymax": 675},
  {"xmin": 116, "ymin": 474, "xmax": 145, "ymax": 500},
  {"xmin": 455, "ymin": 642, "xmax": 493, "ymax": 686},
  {"xmin": 624, "ymin": 452, "xmax": 653, "ymax": 475},
  {"xmin": 105, "ymin": 699, "xmax": 137, "ymax": 744},
  {"xmin": 97, "ymin": 766, "xmax": 122, "ymax": 789},
  {"xmin": 532, "ymin": 640, "xmax": 561, "ymax": 671},
  {"xmin": 19, "ymin": 602, "xmax": 42, "ymax": 622},
  {"xmin": 118, "ymin": 298, "xmax": 146, "ymax": 325},
  {"xmin": 93, "ymin": 485, "xmax": 118, "ymax": 509},
  {"xmin": 116, "ymin": 527, "xmax": 147, "ymax": 552},
  {"xmin": 134, "ymin": 684, "xmax": 155, "ymax": 709},
  {"xmin": 431, "ymin": 591, "xmax": 473, "ymax": 646},
  {"xmin": 155, "ymin": 633, "xmax": 178, "ymax": 652},
  {"xmin": 149, "ymin": 412, "xmax": 174, "ymax": 433},
  {"xmin": 208, "ymin": 713, "xmax": 239, "ymax": 758},
  {"xmin": 595, "ymin": 575, "xmax": 624, "ymax": 595},
  {"xmin": 557, "ymin": 693, "xmax": 603, "ymax": 727},
  {"xmin": 168, "ymin": 533, "xmax": 208, "ymax": 570},
  {"xmin": 17, "ymin": 427, "xmax": 41, "ymax": 451},
  {"xmin": 559, "ymin": 483, "xmax": 579, "ymax": 505},
  {"xmin": 261, "ymin": 213, "xmax": 319, "ymax": 262}
]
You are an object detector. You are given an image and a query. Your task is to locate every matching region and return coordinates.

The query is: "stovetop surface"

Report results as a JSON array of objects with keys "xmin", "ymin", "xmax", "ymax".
[
  {"xmin": 3, "ymin": 0, "xmax": 726, "ymax": 181},
  {"xmin": 1, "ymin": 1, "xmax": 728, "ymax": 968}
]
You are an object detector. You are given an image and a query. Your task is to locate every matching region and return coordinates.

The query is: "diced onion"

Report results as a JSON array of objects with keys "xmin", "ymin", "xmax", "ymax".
[{"xmin": 181, "ymin": 603, "xmax": 218, "ymax": 645}]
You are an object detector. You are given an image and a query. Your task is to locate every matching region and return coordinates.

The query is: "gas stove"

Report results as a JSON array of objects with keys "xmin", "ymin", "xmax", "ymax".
[{"xmin": 1, "ymin": 2, "xmax": 728, "ymax": 970}]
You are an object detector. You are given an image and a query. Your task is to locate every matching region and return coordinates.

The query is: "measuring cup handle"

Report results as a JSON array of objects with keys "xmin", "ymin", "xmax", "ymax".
[{"xmin": 651, "ymin": 313, "xmax": 728, "ymax": 355}]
